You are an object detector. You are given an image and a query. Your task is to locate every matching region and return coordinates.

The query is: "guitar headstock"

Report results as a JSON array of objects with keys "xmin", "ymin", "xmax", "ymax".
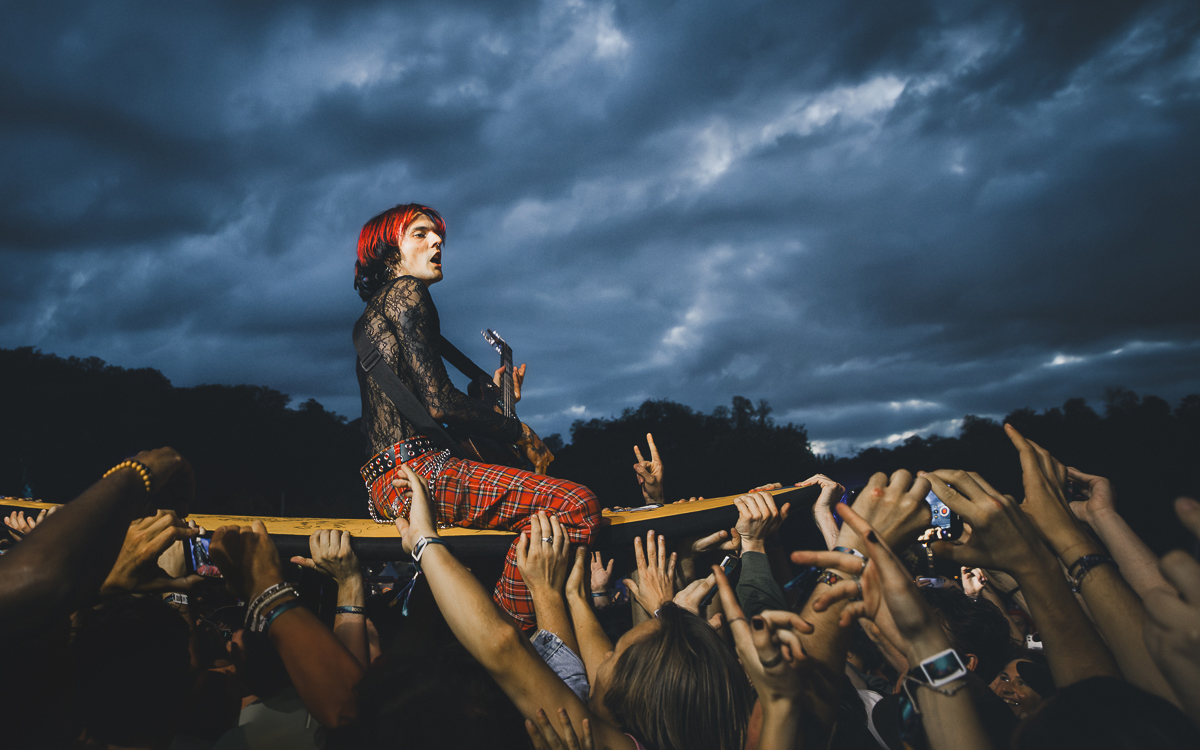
[{"xmin": 481, "ymin": 329, "xmax": 510, "ymax": 356}]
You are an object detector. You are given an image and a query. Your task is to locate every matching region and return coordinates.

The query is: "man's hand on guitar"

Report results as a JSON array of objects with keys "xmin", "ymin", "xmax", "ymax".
[
  {"xmin": 493, "ymin": 362, "xmax": 527, "ymax": 403},
  {"xmin": 517, "ymin": 422, "xmax": 554, "ymax": 475}
]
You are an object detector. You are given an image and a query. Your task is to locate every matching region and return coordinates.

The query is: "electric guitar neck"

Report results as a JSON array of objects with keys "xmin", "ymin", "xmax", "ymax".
[{"xmin": 482, "ymin": 329, "xmax": 516, "ymax": 419}]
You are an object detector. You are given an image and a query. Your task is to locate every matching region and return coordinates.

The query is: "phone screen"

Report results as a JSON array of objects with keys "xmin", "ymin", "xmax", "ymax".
[
  {"xmin": 187, "ymin": 536, "xmax": 223, "ymax": 578},
  {"xmin": 925, "ymin": 490, "xmax": 962, "ymax": 539}
]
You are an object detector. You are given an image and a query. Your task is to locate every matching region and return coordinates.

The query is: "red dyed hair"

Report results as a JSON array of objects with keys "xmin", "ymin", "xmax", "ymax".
[{"xmin": 354, "ymin": 203, "xmax": 446, "ymax": 301}]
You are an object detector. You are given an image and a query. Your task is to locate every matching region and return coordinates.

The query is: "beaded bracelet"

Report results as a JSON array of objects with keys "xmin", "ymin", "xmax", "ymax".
[
  {"xmin": 102, "ymin": 459, "xmax": 154, "ymax": 495},
  {"xmin": 1067, "ymin": 554, "xmax": 1115, "ymax": 594},
  {"xmin": 335, "ymin": 605, "xmax": 366, "ymax": 616}
]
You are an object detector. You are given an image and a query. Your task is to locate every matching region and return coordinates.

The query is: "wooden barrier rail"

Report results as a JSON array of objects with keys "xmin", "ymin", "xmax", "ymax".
[{"xmin": 1, "ymin": 485, "xmax": 815, "ymax": 560}]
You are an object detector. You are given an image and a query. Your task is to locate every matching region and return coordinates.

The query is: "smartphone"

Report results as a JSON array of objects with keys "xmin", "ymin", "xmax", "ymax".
[
  {"xmin": 925, "ymin": 490, "xmax": 963, "ymax": 540},
  {"xmin": 916, "ymin": 576, "xmax": 953, "ymax": 588},
  {"xmin": 699, "ymin": 555, "xmax": 740, "ymax": 610},
  {"xmin": 185, "ymin": 534, "xmax": 223, "ymax": 578}
]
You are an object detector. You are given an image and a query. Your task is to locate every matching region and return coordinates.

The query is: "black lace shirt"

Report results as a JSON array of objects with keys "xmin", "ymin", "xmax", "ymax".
[{"xmin": 357, "ymin": 276, "xmax": 522, "ymax": 456}]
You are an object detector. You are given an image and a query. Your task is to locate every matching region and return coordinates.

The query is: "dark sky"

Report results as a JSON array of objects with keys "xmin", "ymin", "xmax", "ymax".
[{"xmin": 2, "ymin": 0, "xmax": 1199, "ymax": 455}]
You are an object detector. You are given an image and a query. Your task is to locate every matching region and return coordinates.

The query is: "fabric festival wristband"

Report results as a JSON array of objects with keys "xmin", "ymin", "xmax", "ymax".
[
  {"xmin": 335, "ymin": 605, "xmax": 366, "ymax": 616},
  {"xmin": 412, "ymin": 536, "xmax": 449, "ymax": 573}
]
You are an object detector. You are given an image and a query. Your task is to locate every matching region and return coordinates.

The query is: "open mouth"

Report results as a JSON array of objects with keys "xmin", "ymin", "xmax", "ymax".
[{"xmin": 431, "ymin": 252, "xmax": 442, "ymax": 266}]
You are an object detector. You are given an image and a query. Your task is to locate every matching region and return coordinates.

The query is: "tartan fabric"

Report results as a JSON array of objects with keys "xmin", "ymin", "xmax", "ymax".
[{"xmin": 365, "ymin": 444, "xmax": 601, "ymax": 628}]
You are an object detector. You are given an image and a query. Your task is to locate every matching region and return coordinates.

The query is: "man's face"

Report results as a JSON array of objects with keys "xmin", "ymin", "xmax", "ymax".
[{"xmin": 392, "ymin": 213, "xmax": 443, "ymax": 285}]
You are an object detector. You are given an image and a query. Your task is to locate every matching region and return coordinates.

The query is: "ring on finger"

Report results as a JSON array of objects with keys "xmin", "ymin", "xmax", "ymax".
[
  {"xmin": 851, "ymin": 579, "xmax": 863, "ymax": 602},
  {"xmin": 541, "ymin": 537, "xmax": 552, "ymax": 543}
]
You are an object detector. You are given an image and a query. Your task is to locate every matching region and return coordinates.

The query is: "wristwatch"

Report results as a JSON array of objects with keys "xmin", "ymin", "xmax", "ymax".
[{"xmin": 908, "ymin": 648, "xmax": 968, "ymax": 688}]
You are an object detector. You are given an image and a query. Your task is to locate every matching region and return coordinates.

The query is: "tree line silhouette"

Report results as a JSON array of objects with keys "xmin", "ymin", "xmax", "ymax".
[{"xmin": 3, "ymin": 347, "xmax": 1196, "ymax": 552}]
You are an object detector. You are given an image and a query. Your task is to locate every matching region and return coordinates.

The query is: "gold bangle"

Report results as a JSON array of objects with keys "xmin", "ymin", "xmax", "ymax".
[{"xmin": 103, "ymin": 459, "xmax": 154, "ymax": 495}]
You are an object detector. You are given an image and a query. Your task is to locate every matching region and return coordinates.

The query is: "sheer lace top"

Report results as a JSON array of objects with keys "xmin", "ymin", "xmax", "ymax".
[{"xmin": 357, "ymin": 276, "xmax": 522, "ymax": 456}]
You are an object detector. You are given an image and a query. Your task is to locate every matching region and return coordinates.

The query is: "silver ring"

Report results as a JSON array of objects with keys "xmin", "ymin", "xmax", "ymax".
[
  {"xmin": 852, "ymin": 579, "xmax": 863, "ymax": 602},
  {"xmin": 541, "ymin": 537, "xmax": 552, "ymax": 543}
]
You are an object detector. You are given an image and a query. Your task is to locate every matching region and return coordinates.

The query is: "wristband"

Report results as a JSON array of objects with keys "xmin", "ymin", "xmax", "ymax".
[
  {"xmin": 412, "ymin": 536, "xmax": 449, "ymax": 573},
  {"xmin": 335, "ymin": 605, "xmax": 366, "ymax": 616},
  {"xmin": 163, "ymin": 593, "xmax": 188, "ymax": 607},
  {"xmin": 590, "ymin": 591, "xmax": 611, "ymax": 598},
  {"xmin": 1067, "ymin": 554, "xmax": 1114, "ymax": 593},
  {"xmin": 262, "ymin": 599, "xmax": 302, "ymax": 634}
]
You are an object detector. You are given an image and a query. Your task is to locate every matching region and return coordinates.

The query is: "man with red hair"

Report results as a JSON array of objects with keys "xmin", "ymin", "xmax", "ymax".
[{"xmin": 353, "ymin": 203, "xmax": 599, "ymax": 628}]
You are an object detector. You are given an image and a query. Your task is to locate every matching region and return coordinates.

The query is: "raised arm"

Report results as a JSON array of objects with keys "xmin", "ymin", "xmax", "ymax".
[
  {"xmin": 1067, "ymin": 466, "xmax": 1173, "ymax": 598},
  {"xmin": 1143, "ymin": 497, "xmax": 1200, "ymax": 726},
  {"xmin": 516, "ymin": 512, "xmax": 579, "ymax": 655},
  {"xmin": 734, "ymin": 491, "xmax": 790, "ymax": 617},
  {"xmin": 566, "ymin": 548, "xmax": 616, "ymax": 688},
  {"xmin": 0, "ymin": 448, "xmax": 192, "ymax": 637},
  {"xmin": 799, "ymin": 503, "xmax": 993, "ymax": 750},
  {"xmin": 796, "ymin": 474, "xmax": 845, "ymax": 551},
  {"xmin": 209, "ymin": 521, "xmax": 363, "ymax": 727},
  {"xmin": 925, "ymin": 466, "xmax": 1120, "ymax": 688},
  {"xmin": 289, "ymin": 529, "xmax": 370, "ymax": 668},
  {"xmin": 392, "ymin": 464, "xmax": 632, "ymax": 750},
  {"xmin": 1003, "ymin": 425, "xmax": 1176, "ymax": 702}
]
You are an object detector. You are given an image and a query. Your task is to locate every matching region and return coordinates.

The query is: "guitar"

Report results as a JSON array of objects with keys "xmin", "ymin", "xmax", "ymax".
[{"xmin": 451, "ymin": 329, "xmax": 526, "ymax": 468}]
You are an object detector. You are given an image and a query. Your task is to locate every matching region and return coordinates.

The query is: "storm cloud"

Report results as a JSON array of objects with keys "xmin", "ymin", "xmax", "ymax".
[{"xmin": 2, "ymin": 0, "xmax": 1198, "ymax": 455}]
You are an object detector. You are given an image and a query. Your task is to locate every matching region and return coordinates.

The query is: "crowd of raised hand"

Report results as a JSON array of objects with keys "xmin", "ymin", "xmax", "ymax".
[{"xmin": 3, "ymin": 423, "xmax": 1200, "ymax": 750}]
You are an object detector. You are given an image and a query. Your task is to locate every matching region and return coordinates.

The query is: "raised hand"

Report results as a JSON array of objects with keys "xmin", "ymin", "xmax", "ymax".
[
  {"xmin": 1066, "ymin": 466, "xmax": 1117, "ymax": 527},
  {"xmin": 1003, "ymin": 424, "xmax": 1090, "ymax": 558},
  {"xmin": 961, "ymin": 567, "xmax": 988, "ymax": 598},
  {"xmin": 493, "ymin": 362, "xmax": 527, "ymax": 403},
  {"xmin": 797, "ymin": 474, "xmax": 845, "ymax": 550},
  {"xmin": 632, "ymin": 433, "xmax": 664, "ymax": 505},
  {"xmin": 392, "ymin": 463, "xmax": 440, "ymax": 554},
  {"xmin": 1143, "ymin": 497, "xmax": 1200, "ymax": 725},
  {"xmin": 691, "ymin": 527, "xmax": 741, "ymax": 554},
  {"xmin": 516, "ymin": 512, "xmax": 572, "ymax": 596},
  {"xmin": 796, "ymin": 503, "xmax": 946, "ymax": 655},
  {"xmin": 131, "ymin": 447, "xmax": 195, "ymax": 515},
  {"xmin": 922, "ymin": 469, "xmax": 1052, "ymax": 577},
  {"xmin": 100, "ymin": 510, "xmax": 203, "ymax": 596},
  {"xmin": 623, "ymin": 530, "xmax": 676, "ymax": 616},
  {"xmin": 4, "ymin": 506, "xmax": 58, "ymax": 540},
  {"xmin": 735, "ymin": 491, "xmax": 791, "ymax": 554},
  {"xmin": 209, "ymin": 519, "xmax": 285, "ymax": 600},
  {"xmin": 589, "ymin": 552, "xmax": 614, "ymax": 593},
  {"xmin": 525, "ymin": 707, "xmax": 594, "ymax": 750},
  {"xmin": 290, "ymin": 529, "xmax": 363, "ymax": 585},
  {"xmin": 673, "ymin": 573, "xmax": 717, "ymax": 615},
  {"xmin": 844, "ymin": 470, "xmax": 931, "ymax": 551}
]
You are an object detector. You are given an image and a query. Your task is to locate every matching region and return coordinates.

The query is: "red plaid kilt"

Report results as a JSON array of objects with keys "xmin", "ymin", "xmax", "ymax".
[{"xmin": 365, "ymin": 447, "xmax": 600, "ymax": 628}]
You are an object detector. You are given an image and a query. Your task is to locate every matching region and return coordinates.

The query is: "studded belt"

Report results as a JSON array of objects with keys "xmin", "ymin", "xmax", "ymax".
[
  {"xmin": 360, "ymin": 437, "xmax": 441, "ymax": 486},
  {"xmin": 361, "ymin": 437, "xmax": 453, "ymax": 524}
]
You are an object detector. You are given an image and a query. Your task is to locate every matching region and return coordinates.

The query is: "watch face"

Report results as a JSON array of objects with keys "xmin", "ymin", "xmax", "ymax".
[{"xmin": 923, "ymin": 650, "xmax": 966, "ymax": 682}]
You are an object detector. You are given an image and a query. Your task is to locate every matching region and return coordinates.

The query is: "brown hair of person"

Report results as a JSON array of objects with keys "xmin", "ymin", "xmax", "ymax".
[{"xmin": 603, "ymin": 603, "xmax": 754, "ymax": 750}]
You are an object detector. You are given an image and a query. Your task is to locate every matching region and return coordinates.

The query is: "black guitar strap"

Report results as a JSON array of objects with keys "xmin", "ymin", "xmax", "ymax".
[
  {"xmin": 437, "ymin": 335, "xmax": 492, "ymax": 384},
  {"xmin": 352, "ymin": 313, "xmax": 466, "ymax": 458}
]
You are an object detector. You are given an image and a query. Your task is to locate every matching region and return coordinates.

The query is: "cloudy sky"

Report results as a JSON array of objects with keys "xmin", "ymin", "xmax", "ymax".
[{"xmin": 2, "ymin": 0, "xmax": 1198, "ymax": 455}]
